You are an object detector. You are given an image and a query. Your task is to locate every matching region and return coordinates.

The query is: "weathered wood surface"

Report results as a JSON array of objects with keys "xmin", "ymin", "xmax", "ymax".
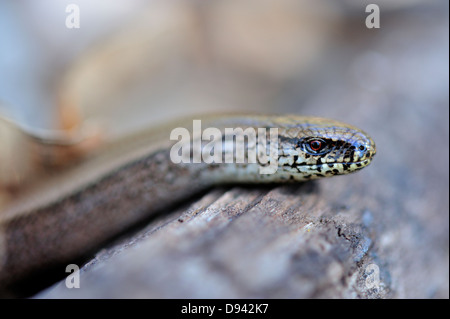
[{"xmin": 36, "ymin": 178, "xmax": 386, "ymax": 298}]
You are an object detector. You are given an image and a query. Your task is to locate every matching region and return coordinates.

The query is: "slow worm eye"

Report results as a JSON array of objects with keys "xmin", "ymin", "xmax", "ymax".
[
  {"xmin": 300, "ymin": 138, "xmax": 329, "ymax": 155},
  {"xmin": 298, "ymin": 137, "xmax": 330, "ymax": 155},
  {"xmin": 309, "ymin": 140, "xmax": 323, "ymax": 151}
]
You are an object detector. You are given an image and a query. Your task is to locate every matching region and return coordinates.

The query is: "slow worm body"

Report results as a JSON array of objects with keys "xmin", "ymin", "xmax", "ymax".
[{"xmin": 0, "ymin": 114, "xmax": 375, "ymax": 296}]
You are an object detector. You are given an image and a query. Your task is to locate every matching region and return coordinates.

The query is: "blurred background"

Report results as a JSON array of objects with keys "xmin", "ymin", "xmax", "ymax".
[{"xmin": 0, "ymin": 0, "xmax": 448, "ymax": 298}]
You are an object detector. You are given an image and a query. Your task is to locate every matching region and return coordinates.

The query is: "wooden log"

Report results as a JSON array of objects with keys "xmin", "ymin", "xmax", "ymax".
[{"xmin": 36, "ymin": 172, "xmax": 393, "ymax": 298}]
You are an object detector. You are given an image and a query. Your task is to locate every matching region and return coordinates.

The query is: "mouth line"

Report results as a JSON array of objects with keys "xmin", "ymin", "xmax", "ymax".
[{"xmin": 295, "ymin": 159, "xmax": 372, "ymax": 167}]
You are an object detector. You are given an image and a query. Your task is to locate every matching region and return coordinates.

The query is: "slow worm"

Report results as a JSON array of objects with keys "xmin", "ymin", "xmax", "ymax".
[{"xmin": 0, "ymin": 114, "xmax": 376, "ymax": 296}]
